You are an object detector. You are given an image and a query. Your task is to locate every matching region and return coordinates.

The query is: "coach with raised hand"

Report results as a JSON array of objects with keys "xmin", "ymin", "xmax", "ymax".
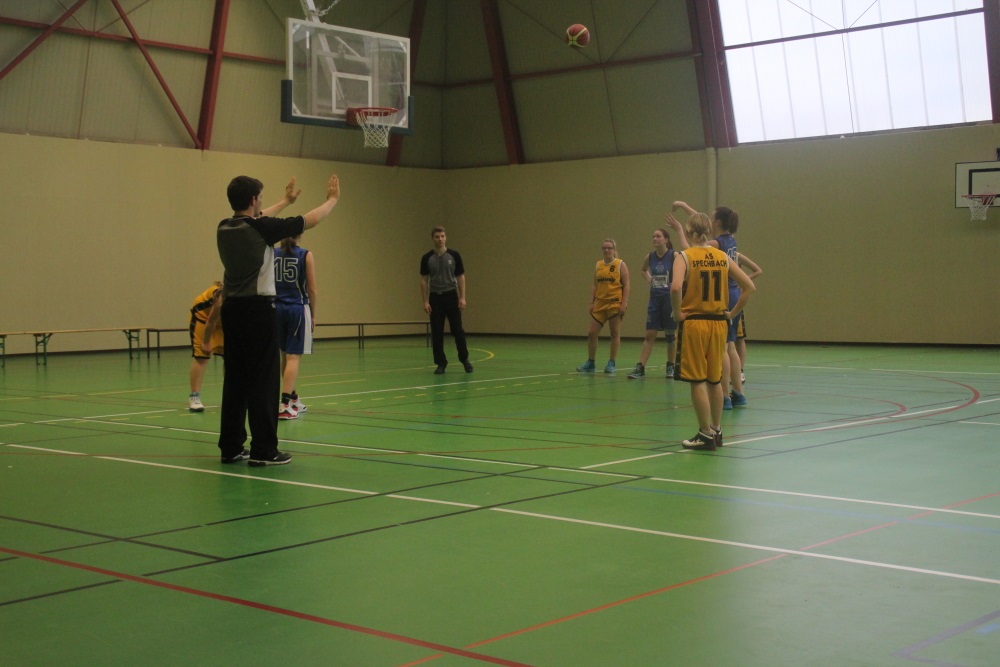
[{"xmin": 214, "ymin": 174, "xmax": 340, "ymax": 467}]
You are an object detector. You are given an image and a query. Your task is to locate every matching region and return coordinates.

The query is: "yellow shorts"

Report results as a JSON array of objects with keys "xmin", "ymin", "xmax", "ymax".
[
  {"xmin": 677, "ymin": 318, "xmax": 726, "ymax": 383},
  {"xmin": 190, "ymin": 318, "xmax": 224, "ymax": 359},
  {"xmin": 591, "ymin": 299, "xmax": 622, "ymax": 325}
]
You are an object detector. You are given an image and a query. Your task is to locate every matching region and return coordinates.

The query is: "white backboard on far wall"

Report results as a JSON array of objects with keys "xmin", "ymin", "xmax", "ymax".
[{"xmin": 955, "ymin": 160, "xmax": 1000, "ymax": 208}]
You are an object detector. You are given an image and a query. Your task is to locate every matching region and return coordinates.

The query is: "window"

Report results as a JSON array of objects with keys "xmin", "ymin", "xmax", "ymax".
[{"xmin": 717, "ymin": 0, "xmax": 991, "ymax": 142}]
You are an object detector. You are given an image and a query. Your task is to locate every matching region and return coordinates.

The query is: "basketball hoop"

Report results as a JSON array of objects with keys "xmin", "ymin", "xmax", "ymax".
[
  {"xmin": 346, "ymin": 107, "xmax": 399, "ymax": 148},
  {"xmin": 963, "ymin": 193, "xmax": 997, "ymax": 221}
]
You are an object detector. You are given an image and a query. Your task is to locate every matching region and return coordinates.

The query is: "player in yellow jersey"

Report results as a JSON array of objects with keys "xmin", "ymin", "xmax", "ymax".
[
  {"xmin": 577, "ymin": 239, "xmax": 630, "ymax": 373},
  {"xmin": 669, "ymin": 213, "xmax": 755, "ymax": 450},
  {"xmin": 188, "ymin": 282, "xmax": 224, "ymax": 412}
]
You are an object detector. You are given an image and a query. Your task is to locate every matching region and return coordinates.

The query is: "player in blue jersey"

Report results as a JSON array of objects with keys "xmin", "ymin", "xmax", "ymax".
[
  {"xmin": 628, "ymin": 228, "xmax": 677, "ymax": 379},
  {"xmin": 274, "ymin": 235, "xmax": 316, "ymax": 420}
]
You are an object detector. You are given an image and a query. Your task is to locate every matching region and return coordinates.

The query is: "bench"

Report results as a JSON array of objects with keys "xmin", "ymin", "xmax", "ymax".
[
  {"xmin": 0, "ymin": 328, "xmax": 145, "ymax": 367},
  {"xmin": 144, "ymin": 321, "xmax": 430, "ymax": 357}
]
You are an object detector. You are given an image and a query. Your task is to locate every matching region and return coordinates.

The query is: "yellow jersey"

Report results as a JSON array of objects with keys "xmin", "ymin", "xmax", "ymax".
[
  {"xmin": 680, "ymin": 247, "xmax": 729, "ymax": 316},
  {"xmin": 594, "ymin": 258, "xmax": 624, "ymax": 303}
]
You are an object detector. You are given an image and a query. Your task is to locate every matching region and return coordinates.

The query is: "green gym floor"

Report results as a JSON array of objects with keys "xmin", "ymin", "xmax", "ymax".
[{"xmin": 1, "ymin": 336, "xmax": 999, "ymax": 666}]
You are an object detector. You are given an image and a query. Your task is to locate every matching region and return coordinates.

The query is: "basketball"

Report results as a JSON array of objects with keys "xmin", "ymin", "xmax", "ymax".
[{"xmin": 566, "ymin": 24, "xmax": 590, "ymax": 48}]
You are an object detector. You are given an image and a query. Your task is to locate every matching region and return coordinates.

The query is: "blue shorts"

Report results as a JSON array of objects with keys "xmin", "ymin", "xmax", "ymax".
[
  {"xmin": 726, "ymin": 287, "xmax": 741, "ymax": 343},
  {"xmin": 276, "ymin": 302, "xmax": 313, "ymax": 355},
  {"xmin": 645, "ymin": 293, "xmax": 677, "ymax": 332}
]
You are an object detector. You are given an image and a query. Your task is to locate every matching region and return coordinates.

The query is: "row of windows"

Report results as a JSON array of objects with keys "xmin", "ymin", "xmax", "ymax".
[{"xmin": 717, "ymin": 0, "xmax": 991, "ymax": 142}]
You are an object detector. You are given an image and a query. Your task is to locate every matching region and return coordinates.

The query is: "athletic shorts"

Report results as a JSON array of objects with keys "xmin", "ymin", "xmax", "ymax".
[
  {"xmin": 591, "ymin": 299, "xmax": 622, "ymax": 325},
  {"xmin": 276, "ymin": 302, "xmax": 313, "ymax": 355},
  {"xmin": 190, "ymin": 315, "xmax": 223, "ymax": 359},
  {"xmin": 645, "ymin": 293, "xmax": 677, "ymax": 332},
  {"xmin": 726, "ymin": 287, "xmax": 741, "ymax": 343},
  {"xmin": 737, "ymin": 313, "xmax": 747, "ymax": 339},
  {"xmin": 676, "ymin": 317, "xmax": 727, "ymax": 384}
]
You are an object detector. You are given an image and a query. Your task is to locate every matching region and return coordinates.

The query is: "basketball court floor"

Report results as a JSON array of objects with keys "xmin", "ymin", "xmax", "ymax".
[{"xmin": 2, "ymin": 336, "xmax": 998, "ymax": 665}]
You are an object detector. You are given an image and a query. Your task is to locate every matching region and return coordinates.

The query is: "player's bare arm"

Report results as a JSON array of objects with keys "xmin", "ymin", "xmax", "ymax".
[
  {"xmin": 303, "ymin": 175, "xmax": 341, "ymax": 229},
  {"xmin": 726, "ymin": 262, "xmax": 756, "ymax": 321},
  {"xmin": 664, "ymin": 213, "xmax": 690, "ymax": 249},
  {"xmin": 738, "ymin": 252, "xmax": 763, "ymax": 280},
  {"xmin": 670, "ymin": 252, "xmax": 687, "ymax": 322},
  {"xmin": 262, "ymin": 177, "xmax": 303, "ymax": 217},
  {"xmin": 305, "ymin": 250, "xmax": 317, "ymax": 330},
  {"xmin": 620, "ymin": 262, "xmax": 630, "ymax": 312}
]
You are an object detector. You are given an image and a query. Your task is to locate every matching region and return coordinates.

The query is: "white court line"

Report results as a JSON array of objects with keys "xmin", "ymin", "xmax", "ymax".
[
  {"xmin": 37, "ymin": 409, "xmax": 178, "ymax": 423},
  {"xmin": 582, "ymin": 452, "xmax": 674, "ymax": 469},
  {"xmin": 805, "ymin": 404, "xmax": 962, "ymax": 432},
  {"xmin": 873, "ymin": 368, "xmax": 1000, "ymax": 376},
  {"xmin": 9, "ymin": 445, "xmax": 87, "ymax": 455},
  {"xmin": 789, "ymin": 366, "xmax": 858, "ymax": 371},
  {"xmin": 307, "ymin": 373, "xmax": 563, "ymax": 400},
  {"xmin": 13, "ymin": 443, "xmax": 1000, "ymax": 585},
  {"xmin": 645, "ymin": 477, "xmax": 1000, "ymax": 520},
  {"xmin": 0, "ymin": 423, "xmax": 24, "ymax": 428},
  {"xmin": 492, "ymin": 508, "xmax": 1000, "ymax": 586},
  {"xmin": 961, "ymin": 421, "xmax": 1000, "ymax": 427},
  {"xmin": 977, "ymin": 397, "xmax": 1000, "ymax": 404},
  {"xmin": 547, "ymin": 467, "xmax": 639, "ymax": 478},
  {"xmin": 419, "ymin": 454, "xmax": 535, "ymax": 468}
]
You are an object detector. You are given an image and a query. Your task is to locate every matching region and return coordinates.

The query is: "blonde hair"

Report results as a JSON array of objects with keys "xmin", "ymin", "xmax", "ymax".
[
  {"xmin": 685, "ymin": 213, "xmax": 713, "ymax": 243},
  {"xmin": 602, "ymin": 238, "xmax": 617, "ymax": 258}
]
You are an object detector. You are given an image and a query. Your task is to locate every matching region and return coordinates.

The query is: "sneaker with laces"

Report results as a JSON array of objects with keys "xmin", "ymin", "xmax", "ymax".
[
  {"xmin": 665, "ymin": 362, "xmax": 676, "ymax": 379},
  {"xmin": 711, "ymin": 427, "xmax": 723, "ymax": 448},
  {"xmin": 248, "ymin": 451, "xmax": 292, "ymax": 467},
  {"xmin": 627, "ymin": 363, "xmax": 645, "ymax": 379},
  {"xmin": 576, "ymin": 360, "xmax": 596, "ymax": 373},
  {"xmin": 682, "ymin": 431, "xmax": 717, "ymax": 451},
  {"xmin": 221, "ymin": 448, "xmax": 250, "ymax": 464},
  {"xmin": 463, "ymin": 361, "xmax": 474, "ymax": 373},
  {"xmin": 291, "ymin": 398, "xmax": 307, "ymax": 413},
  {"xmin": 188, "ymin": 393, "xmax": 204, "ymax": 412},
  {"xmin": 604, "ymin": 360, "xmax": 616, "ymax": 374},
  {"xmin": 730, "ymin": 391, "xmax": 748, "ymax": 407},
  {"xmin": 723, "ymin": 395, "xmax": 733, "ymax": 410},
  {"xmin": 278, "ymin": 403, "xmax": 298, "ymax": 420}
]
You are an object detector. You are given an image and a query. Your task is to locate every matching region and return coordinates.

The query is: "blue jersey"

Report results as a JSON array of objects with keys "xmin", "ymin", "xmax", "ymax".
[
  {"xmin": 274, "ymin": 246, "xmax": 310, "ymax": 305},
  {"xmin": 647, "ymin": 249, "xmax": 674, "ymax": 296},
  {"xmin": 714, "ymin": 234, "xmax": 739, "ymax": 292}
]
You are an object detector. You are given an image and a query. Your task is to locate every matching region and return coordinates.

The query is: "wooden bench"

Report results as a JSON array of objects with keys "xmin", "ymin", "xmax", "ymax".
[
  {"xmin": 144, "ymin": 321, "xmax": 430, "ymax": 357},
  {"xmin": 0, "ymin": 328, "xmax": 145, "ymax": 366}
]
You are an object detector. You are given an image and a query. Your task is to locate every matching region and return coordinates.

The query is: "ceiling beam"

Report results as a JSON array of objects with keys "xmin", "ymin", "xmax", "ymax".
[
  {"xmin": 480, "ymin": 0, "xmax": 524, "ymax": 165},
  {"xmin": 690, "ymin": 0, "xmax": 734, "ymax": 148},
  {"xmin": 198, "ymin": 0, "xmax": 231, "ymax": 150},
  {"xmin": 0, "ymin": 0, "xmax": 89, "ymax": 82},
  {"xmin": 986, "ymin": 0, "xmax": 1000, "ymax": 123},
  {"xmin": 387, "ymin": 0, "xmax": 427, "ymax": 167},
  {"xmin": 109, "ymin": 0, "xmax": 200, "ymax": 148}
]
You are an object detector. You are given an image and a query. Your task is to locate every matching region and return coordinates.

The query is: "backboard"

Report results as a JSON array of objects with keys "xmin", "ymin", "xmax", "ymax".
[
  {"xmin": 955, "ymin": 161, "xmax": 1000, "ymax": 208},
  {"xmin": 282, "ymin": 19, "xmax": 411, "ymax": 134}
]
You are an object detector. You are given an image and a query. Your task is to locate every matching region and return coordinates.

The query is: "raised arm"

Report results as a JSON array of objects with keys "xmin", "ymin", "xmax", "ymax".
[
  {"xmin": 664, "ymin": 213, "xmax": 690, "ymax": 250},
  {"xmin": 303, "ymin": 175, "xmax": 341, "ymax": 229},
  {"xmin": 261, "ymin": 177, "xmax": 302, "ymax": 217},
  {"xmin": 672, "ymin": 200, "xmax": 698, "ymax": 217}
]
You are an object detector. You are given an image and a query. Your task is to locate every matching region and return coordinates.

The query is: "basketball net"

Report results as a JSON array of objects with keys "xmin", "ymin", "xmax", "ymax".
[
  {"xmin": 347, "ymin": 107, "xmax": 398, "ymax": 148},
  {"xmin": 964, "ymin": 193, "xmax": 996, "ymax": 221}
]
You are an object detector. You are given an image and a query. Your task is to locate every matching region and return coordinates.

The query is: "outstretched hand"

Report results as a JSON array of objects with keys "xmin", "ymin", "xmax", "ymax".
[
  {"xmin": 284, "ymin": 177, "xmax": 302, "ymax": 203},
  {"xmin": 664, "ymin": 213, "xmax": 682, "ymax": 229},
  {"xmin": 326, "ymin": 174, "xmax": 340, "ymax": 202}
]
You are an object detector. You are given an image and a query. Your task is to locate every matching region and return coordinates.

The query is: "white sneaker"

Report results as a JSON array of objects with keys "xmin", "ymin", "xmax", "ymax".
[
  {"xmin": 278, "ymin": 403, "xmax": 298, "ymax": 420},
  {"xmin": 291, "ymin": 398, "xmax": 307, "ymax": 413},
  {"xmin": 188, "ymin": 394, "xmax": 204, "ymax": 412}
]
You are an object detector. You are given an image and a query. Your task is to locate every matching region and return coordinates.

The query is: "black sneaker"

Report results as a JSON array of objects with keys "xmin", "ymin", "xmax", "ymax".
[
  {"xmin": 712, "ymin": 427, "xmax": 723, "ymax": 448},
  {"xmin": 682, "ymin": 431, "xmax": 717, "ymax": 451},
  {"xmin": 434, "ymin": 364, "xmax": 446, "ymax": 374},
  {"xmin": 221, "ymin": 449, "xmax": 250, "ymax": 464},
  {"xmin": 248, "ymin": 451, "xmax": 293, "ymax": 467},
  {"xmin": 463, "ymin": 361, "xmax": 474, "ymax": 373}
]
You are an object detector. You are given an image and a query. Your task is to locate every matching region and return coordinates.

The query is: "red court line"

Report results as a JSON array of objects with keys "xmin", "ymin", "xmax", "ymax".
[
  {"xmin": 0, "ymin": 546, "xmax": 532, "ymax": 667},
  {"xmin": 396, "ymin": 484, "xmax": 1000, "ymax": 667}
]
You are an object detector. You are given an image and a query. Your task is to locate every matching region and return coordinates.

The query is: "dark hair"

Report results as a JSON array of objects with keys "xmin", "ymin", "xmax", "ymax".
[
  {"xmin": 656, "ymin": 228, "xmax": 673, "ymax": 251},
  {"xmin": 279, "ymin": 236, "xmax": 299, "ymax": 255},
  {"xmin": 227, "ymin": 176, "xmax": 263, "ymax": 212},
  {"xmin": 713, "ymin": 206, "xmax": 739, "ymax": 234},
  {"xmin": 431, "ymin": 226, "xmax": 446, "ymax": 236}
]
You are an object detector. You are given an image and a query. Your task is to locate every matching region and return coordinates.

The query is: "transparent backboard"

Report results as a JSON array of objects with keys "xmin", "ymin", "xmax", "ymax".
[
  {"xmin": 283, "ymin": 19, "xmax": 411, "ymax": 132},
  {"xmin": 955, "ymin": 161, "xmax": 1000, "ymax": 207}
]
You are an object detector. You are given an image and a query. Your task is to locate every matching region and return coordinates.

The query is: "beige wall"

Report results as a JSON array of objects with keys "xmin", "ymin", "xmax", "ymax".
[{"xmin": 1, "ymin": 123, "xmax": 998, "ymax": 356}]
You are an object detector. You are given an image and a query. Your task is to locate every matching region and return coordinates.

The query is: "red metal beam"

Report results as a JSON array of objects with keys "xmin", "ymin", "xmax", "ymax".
[
  {"xmin": 386, "ymin": 0, "xmax": 427, "ymax": 167},
  {"xmin": 685, "ymin": 0, "xmax": 712, "ymax": 148},
  {"xmin": 0, "ymin": 0, "xmax": 90, "ymax": 82},
  {"xmin": 480, "ymin": 0, "xmax": 524, "ymax": 164},
  {"xmin": 985, "ymin": 0, "xmax": 1000, "ymax": 123},
  {"xmin": 109, "ymin": 0, "xmax": 201, "ymax": 148},
  {"xmin": 198, "ymin": 0, "xmax": 231, "ymax": 150},
  {"xmin": 691, "ymin": 0, "xmax": 733, "ymax": 148}
]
